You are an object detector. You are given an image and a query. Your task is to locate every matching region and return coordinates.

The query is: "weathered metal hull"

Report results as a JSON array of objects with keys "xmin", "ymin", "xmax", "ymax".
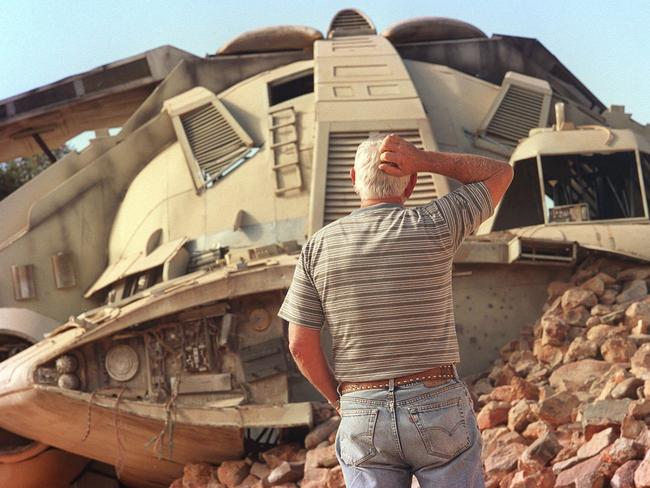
[
  {"xmin": 0, "ymin": 260, "xmax": 313, "ymax": 487},
  {"xmin": 0, "ymin": 387, "xmax": 243, "ymax": 487}
]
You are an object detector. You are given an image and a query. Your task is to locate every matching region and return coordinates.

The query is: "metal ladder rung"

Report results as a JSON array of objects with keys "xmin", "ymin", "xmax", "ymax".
[
  {"xmin": 272, "ymin": 160, "xmax": 300, "ymax": 171},
  {"xmin": 270, "ymin": 138, "xmax": 298, "ymax": 149},
  {"xmin": 269, "ymin": 121, "xmax": 296, "ymax": 130}
]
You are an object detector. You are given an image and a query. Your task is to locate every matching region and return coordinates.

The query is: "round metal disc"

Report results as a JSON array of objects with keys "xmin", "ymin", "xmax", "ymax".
[
  {"xmin": 105, "ymin": 344, "xmax": 139, "ymax": 382},
  {"xmin": 250, "ymin": 308, "xmax": 271, "ymax": 332}
]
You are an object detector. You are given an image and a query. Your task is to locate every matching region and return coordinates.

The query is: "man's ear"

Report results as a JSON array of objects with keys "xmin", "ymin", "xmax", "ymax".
[
  {"xmin": 350, "ymin": 167, "xmax": 356, "ymax": 186},
  {"xmin": 403, "ymin": 174, "xmax": 418, "ymax": 199}
]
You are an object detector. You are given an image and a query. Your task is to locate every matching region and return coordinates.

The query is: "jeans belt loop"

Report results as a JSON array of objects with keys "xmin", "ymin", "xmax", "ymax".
[{"xmin": 388, "ymin": 377, "xmax": 395, "ymax": 392}]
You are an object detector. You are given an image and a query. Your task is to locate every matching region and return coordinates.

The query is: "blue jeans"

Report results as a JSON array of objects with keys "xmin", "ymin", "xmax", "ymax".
[{"xmin": 335, "ymin": 376, "xmax": 485, "ymax": 488}]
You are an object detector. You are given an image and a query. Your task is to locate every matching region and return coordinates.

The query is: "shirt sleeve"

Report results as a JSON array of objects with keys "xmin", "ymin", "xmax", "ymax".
[
  {"xmin": 424, "ymin": 181, "xmax": 494, "ymax": 252},
  {"xmin": 278, "ymin": 246, "xmax": 325, "ymax": 330}
]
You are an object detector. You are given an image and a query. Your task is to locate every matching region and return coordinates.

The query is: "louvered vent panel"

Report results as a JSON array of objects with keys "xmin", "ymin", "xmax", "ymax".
[
  {"xmin": 324, "ymin": 130, "xmax": 437, "ymax": 225},
  {"xmin": 329, "ymin": 9, "xmax": 376, "ymax": 36},
  {"xmin": 486, "ymin": 85, "xmax": 545, "ymax": 144},
  {"xmin": 180, "ymin": 103, "xmax": 249, "ymax": 180}
]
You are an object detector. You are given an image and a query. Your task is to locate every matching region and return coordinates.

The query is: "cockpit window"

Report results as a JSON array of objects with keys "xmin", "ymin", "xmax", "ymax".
[
  {"xmin": 268, "ymin": 71, "xmax": 314, "ymax": 106},
  {"xmin": 641, "ymin": 153, "xmax": 650, "ymax": 215},
  {"xmin": 492, "ymin": 158, "xmax": 544, "ymax": 231},
  {"xmin": 541, "ymin": 152, "xmax": 645, "ymax": 221}
]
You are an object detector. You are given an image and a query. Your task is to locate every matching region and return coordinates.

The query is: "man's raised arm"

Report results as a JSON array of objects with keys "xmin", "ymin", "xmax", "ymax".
[{"xmin": 379, "ymin": 134, "xmax": 513, "ymax": 206}]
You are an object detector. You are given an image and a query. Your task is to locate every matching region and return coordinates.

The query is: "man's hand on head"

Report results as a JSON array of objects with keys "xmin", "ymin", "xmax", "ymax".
[{"xmin": 379, "ymin": 134, "xmax": 422, "ymax": 177}]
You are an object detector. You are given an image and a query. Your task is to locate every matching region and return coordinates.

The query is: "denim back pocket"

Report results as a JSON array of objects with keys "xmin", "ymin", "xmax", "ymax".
[
  {"xmin": 338, "ymin": 408, "xmax": 379, "ymax": 466},
  {"xmin": 407, "ymin": 397, "xmax": 470, "ymax": 462}
]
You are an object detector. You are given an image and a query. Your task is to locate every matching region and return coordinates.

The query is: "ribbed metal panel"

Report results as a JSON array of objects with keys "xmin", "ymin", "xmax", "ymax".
[
  {"xmin": 486, "ymin": 85, "xmax": 545, "ymax": 144},
  {"xmin": 324, "ymin": 130, "xmax": 437, "ymax": 225},
  {"xmin": 180, "ymin": 103, "xmax": 248, "ymax": 180},
  {"xmin": 329, "ymin": 9, "xmax": 376, "ymax": 36}
]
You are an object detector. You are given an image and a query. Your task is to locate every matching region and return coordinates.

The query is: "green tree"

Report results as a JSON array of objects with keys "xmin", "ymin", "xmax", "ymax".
[{"xmin": 0, "ymin": 145, "xmax": 71, "ymax": 198}]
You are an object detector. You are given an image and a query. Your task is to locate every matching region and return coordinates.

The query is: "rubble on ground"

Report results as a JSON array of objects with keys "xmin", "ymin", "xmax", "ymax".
[
  {"xmin": 169, "ymin": 403, "xmax": 349, "ymax": 488},
  {"xmin": 474, "ymin": 259, "xmax": 650, "ymax": 487},
  {"xmin": 172, "ymin": 258, "xmax": 650, "ymax": 488}
]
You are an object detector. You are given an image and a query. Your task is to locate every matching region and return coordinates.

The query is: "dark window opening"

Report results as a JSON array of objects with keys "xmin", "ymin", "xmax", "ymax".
[
  {"xmin": 541, "ymin": 152, "xmax": 644, "ymax": 221},
  {"xmin": 268, "ymin": 72, "xmax": 314, "ymax": 106},
  {"xmin": 641, "ymin": 153, "xmax": 650, "ymax": 215},
  {"xmin": 492, "ymin": 158, "xmax": 544, "ymax": 231}
]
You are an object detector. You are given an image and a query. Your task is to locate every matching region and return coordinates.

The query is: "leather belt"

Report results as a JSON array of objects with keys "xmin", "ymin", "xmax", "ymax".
[{"xmin": 339, "ymin": 364, "xmax": 456, "ymax": 394}]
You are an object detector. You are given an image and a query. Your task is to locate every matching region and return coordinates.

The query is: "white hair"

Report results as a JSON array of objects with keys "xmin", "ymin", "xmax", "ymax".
[{"xmin": 353, "ymin": 135, "xmax": 410, "ymax": 200}]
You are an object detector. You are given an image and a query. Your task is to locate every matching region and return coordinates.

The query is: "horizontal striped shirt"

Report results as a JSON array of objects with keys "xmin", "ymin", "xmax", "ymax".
[{"xmin": 278, "ymin": 182, "xmax": 493, "ymax": 381}]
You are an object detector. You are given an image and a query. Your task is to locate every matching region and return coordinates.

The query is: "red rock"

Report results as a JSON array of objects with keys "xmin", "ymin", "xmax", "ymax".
[
  {"xmin": 626, "ymin": 301, "xmax": 650, "ymax": 330},
  {"xmin": 634, "ymin": 450, "xmax": 650, "ymax": 487},
  {"xmin": 477, "ymin": 401, "xmax": 511, "ymax": 430},
  {"xmin": 552, "ymin": 455, "xmax": 581, "ymax": 475},
  {"xmin": 561, "ymin": 287, "xmax": 598, "ymax": 310},
  {"xmin": 563, "ymin": 336, "xmax": 598, "ymax": 363},
  {"xmin": 601, "ymin": 337, "xmax": 637, "ymax": 363},
  {"xmin": 617, "ymin": 267, "xmax": 650, "ymax": 282},
  {"xmin": 522, "ymin": 421, "xmax": 552, "ymax": 440},
  {"xmin": 518, "ymin": 432, "xmax": 561, "ymax": 470},
  {"xmin": 611, "ymin": 460, "xmax": 641, "ymax": 488},
  {"xmin": 301, "ymin": 467, "xmax": 329, "ymax": 488},
  {"xmin": 184, "ymin": 463, "xmax": 221, "ymax": 488},
  {"xmin": 249, "ymin": 463, "xmax": 270, "ymax": 480},
  {"xmin": 533, "ymin": 342, "xmax": 565, "ymax": 368},
  {"xmin": 261, "ymin": 443, "xmax": 303, "ymax": 469},
  {"xmin": 537, "ymin": 391, "xmax": 579, "ymax": 426},
  {"xmin": 217, "ymin": 461, "xmax": 250, "ymax": 488},
  {"xmin": 508, "ymin": 400, "xmax": 534, "ymax": 433},
  {"xmin": 509, "ymin": 469, "xmax": 555, "ymax": 488},
  {"xmin": 326, "ymin": 466, "xmax": 345, "ymax": 488},
  {"xmin": 490, "ymin": 364, "xmax": 517, "ymax": 387},
  {"xmin": 234, "ymin": 474, "xmax": 259, "ymax": 488},
  {"xmin": 266, "ymin": 461, "xmax": 303, "ymax": 485},
  {"xmin": 576, "ymin": 427, "xmax": 616, "ymax": 460},
  {"xmin": 482, "ymin": 427, "xmax": 511, "ymax": 458},
  {"xmin": 499, "ymin": 472, "xmax": 516, "ymax": 488},
  {"xmin": 484, "ymin": 443, "xmax": 527, "ymax": 477},
  {"xmin": 511, "ymin": 377, "xmax": 539, "ymax": 401},
  {"xmin": 617, "ymin": 280, "xmax": 648, "ymax": 304},
  {"xmin": 602, "ymin": 437, "xmax": 644, "ymax": 465},
  {"xmin": 309, "ymin": 443, "xmax": 338, "ymax": 468},
  {"xmin": 554, "ymin": 455, "xmax": 610, "ymax": 488},
  {"xmin": 541, "ymin": 317, "xmax": 569, "ymax": 346},
  {"xmin": 630, "ymin": 399, "xmax": 650, "ymax": 419},
  {"xmin": 305, "ymin": 417, "xmax": 340, "ymax": 450},
  {"xmin": 601, "ymin": 288, "xmax": 619, "ymax": 305},
  {"xmin": 582, "ymin": 276, "xmax": 606, "ymax": 296},
  {"xmin": 170, "ymin": 479, "xmax": 183, "ymax": 488},
  {"xmin": 611, "ymin": 377, "xmax": 643, "ymax": 399},
  {"xmin": 564, "ymin": 306, "xmax": 591, "ymax": 327},
  {"xmin": 489, "ymin": 385, "xmax": 515, "ymax": 403},
  {"xmin": 622, "ymin": 413, "xmax": 646, "ymax": 438},
  {"xmin": 549, "ymin": 359, "xmax": 612, "ymax": 392},
  {"xmin": 632, "ymin": 344, "xmax": 650, "ymax": 380}
]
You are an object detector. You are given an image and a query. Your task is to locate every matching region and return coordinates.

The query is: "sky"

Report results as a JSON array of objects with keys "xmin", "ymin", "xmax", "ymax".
[{"xmin": 1, "ymin": 0, "xmax": 649, "ymax": 150}]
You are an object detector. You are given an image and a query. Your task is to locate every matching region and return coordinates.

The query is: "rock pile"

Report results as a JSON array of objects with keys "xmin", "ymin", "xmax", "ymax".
[
  {"xmin": 170, "ymin": 404, "xmax": 347, "ymax": 488},
  {"xmin": 473, "ymin": 260, "xmax": 650, "ymax": 487}
]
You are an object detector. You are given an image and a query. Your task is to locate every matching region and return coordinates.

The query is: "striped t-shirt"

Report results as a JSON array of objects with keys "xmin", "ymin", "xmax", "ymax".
[{"xmin": 278, "ymin": 182, "xmax": 493, "ymax": 382}]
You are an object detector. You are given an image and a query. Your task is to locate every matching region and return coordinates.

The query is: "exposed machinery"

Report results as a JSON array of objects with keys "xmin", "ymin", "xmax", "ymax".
[{"xmin": 0, "ymin": 8, "xmax": 648, "ymax": 487}]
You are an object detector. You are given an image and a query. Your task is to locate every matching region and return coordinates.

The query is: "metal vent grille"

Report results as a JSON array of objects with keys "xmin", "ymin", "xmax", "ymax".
[
  {"xmin": 324, "ymin": 130, "xmax": 436, "ymax": 225},
  {"xmin": 180, "ymin": 103, "xmax": 250, "ymax": 180},
  {"xmin": 328, "ymin": 9, "xmax": 376, "ymax": 37},
  {"xmin": 485, "ymin": 85, "xmax": 546, "ymax": 144}
]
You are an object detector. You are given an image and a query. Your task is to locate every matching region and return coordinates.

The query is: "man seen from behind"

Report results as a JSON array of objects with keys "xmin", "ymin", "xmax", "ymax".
[{"xmin": 278, "ymin": 134, "xmax": 513, "ymax": 487}]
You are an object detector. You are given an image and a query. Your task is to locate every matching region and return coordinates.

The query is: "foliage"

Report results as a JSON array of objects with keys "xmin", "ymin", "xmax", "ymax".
[{"xmin": 0, "ymin": 145, "xmax": 71, "ymax": 197}]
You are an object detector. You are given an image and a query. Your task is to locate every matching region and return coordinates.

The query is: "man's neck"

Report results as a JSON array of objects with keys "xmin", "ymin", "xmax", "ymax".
[{"xmin": 360, "ymin": 196, "xmax": 404, "ymax": 208}]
